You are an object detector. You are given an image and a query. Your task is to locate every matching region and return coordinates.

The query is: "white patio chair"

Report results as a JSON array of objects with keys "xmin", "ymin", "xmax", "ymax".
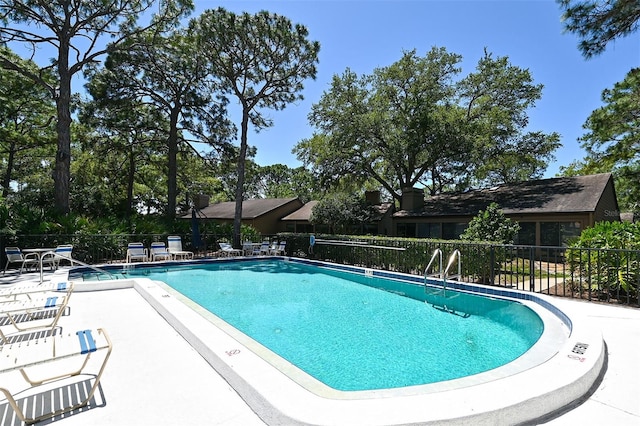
[
  {"xmin": 0, "ymin": 327, "xmax": 112, "ymax": 424},
  {"xmin": 242, "ymin": 241, "xmax": 255, "ymax": 256},
  {"xmin": 2, "ymin": 247, "xmax": 38, "ymax": 274},
  {"xmin": 257, "ymin": 241, "xmax": 270, "ymax": 255},
  {"xmin": 219, "ymin": 243, "xmax": 241, "ymax": 257},
  {"xmin": 270, "ymin": 241, "xmax": 287, "ymax": 256},
  {"xmin": 41, "ymin": 244, "xmax": 73, "ymax": 270},
  {"xmin": 126, "ymin": 242, "xmax": 148, "ymax": 263},
  {"xmin": 167, "ymin": 236, "xmax": 194, "ymax": 260},
  {"xmin": 150, "ymin": 242, "xmax": 172, "ymax": 262}
]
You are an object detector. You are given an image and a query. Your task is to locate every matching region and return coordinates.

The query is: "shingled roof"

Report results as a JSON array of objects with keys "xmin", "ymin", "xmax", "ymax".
[
  {"xmin": 187, "ymin": 198, "xmax": 301, "ymax": 220},
  {"xmin": 281, "ymin": 201, "xmax": 318, "ymax": 221},
  {"xmin": 281, "ymin": 200, "xmax": 395, "ymax": 221},
  {"xmin": 395, "ymin": 173, "xmax": 615, "ymax": 218}
]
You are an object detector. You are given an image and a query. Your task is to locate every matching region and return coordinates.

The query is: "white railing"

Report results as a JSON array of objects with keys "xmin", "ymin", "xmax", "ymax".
[
  {"xmin": 442, "ymin": 250, "xmax": 462, "ymax": 294},
  {"xmin": 39, "ymin": 252, "xmax": 116, "ymax": 284},
  {"xmin": 424, "ymin": 249, "xmax": 443, "ymax": 291}
]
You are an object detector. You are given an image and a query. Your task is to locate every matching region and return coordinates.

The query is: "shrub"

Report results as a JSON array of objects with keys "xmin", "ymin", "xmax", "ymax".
[
  {"xmin": 570, "ymin": 221, "xmax": 640, "ymax": 250},
  {"xmin": 460, "ymin": 202, "xmax": 520, "ymax": 243},
  {"xmin": 459, "ymin": 203, "xmax": 520, "ymax": 284},
  {"xmin": 567, "ymin": 221, "xmax": 640, "ymax": 300}
]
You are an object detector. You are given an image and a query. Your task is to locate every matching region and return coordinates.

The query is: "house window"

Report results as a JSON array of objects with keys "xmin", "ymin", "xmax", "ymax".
[
  {"xmin": 515, "ymin": 222, "xmax": 536, "ymax": 245},
  {"xmin": 417, "ymin": 223, "xmax": 441, "ymax": 238},
  {"xmin": 560, "ymin": 222, "xmax": 582, "ymax": 245},
  {"xmin": 540, "ymin": 222, "xmax": 582, "ymax": 246},
  {"xmin": 442, "ymin": 223, "xmax": 466, "ymax": 240},
  {"xmin": 397, "ymin": 223, "xmax": 416, "ymax": 237},
  {"xmin": 540, "ymin": 223, "xmax": 560, "ymax": 246},
  {"xmin": 299, "ymin": 224, "xmax": 315, "ymax": 233},
  {"xmin": 362, "ymin": 223, "xmax": 378, "ymax": 235}
]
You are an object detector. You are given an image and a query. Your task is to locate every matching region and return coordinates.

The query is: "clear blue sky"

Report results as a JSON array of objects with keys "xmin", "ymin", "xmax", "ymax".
[{"xmin": 201, "ymin": 0, "xmax": 638, "ymax": 178}]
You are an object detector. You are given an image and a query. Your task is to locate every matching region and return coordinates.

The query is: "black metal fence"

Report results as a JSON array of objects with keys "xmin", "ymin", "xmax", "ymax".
[
  {"xmin": 2, "ymin": 233, "xmax": 638, "ymax": 308},
  {"xmin": 284, "ymin": 234, "xmax": 639, "ymax": 308}
]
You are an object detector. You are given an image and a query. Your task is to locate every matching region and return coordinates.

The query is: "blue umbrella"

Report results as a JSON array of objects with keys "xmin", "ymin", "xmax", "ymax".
[{"xmin": 191, "ymin": 209, "xmax": 202, "ymax": 250}]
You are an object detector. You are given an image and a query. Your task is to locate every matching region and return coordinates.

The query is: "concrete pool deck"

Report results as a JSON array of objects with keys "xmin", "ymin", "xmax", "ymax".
[{"xmin": 0, "ymin": 268, "xmax": 639, "ymax": 425}]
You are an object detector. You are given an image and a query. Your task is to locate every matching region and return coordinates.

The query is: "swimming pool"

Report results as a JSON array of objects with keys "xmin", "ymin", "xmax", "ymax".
[
  {"xmin": 72, "ymin": 257, "xmax": 605, "ymax": 425},
  {"xmin": 109, "ymin": 259, "xmax": 543, "ymax": 390}
]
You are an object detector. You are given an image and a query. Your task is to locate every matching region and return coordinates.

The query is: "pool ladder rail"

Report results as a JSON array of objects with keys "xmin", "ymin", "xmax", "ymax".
[
  {"xmin": 443, "ymin": 249, "xmax": 462, "ymax": 284},
  {"xmin": 424, "ymin": 248, "xmax": 443, "ymax": 280},
  {"xmin": 425, "ymin": 249, "xmax": 468, "ymax": 317},
  {"xmin": 424, "ymin": 249, "xmax": 461, "ymax": 295}
]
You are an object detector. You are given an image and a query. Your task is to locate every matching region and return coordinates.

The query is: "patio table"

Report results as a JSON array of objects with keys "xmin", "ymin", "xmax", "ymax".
[
  {"xmin": 22, "ymin": 248, "xmax": 55, "ymax": 263},
  {"xmin": 23, "ymin": 248, "xmax": 55, "ymax": 283}
]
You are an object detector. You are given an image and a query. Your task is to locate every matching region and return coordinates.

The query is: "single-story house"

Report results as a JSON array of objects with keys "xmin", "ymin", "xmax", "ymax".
[
  {"xmin": 186, "ymin": 197, "xmax": 304, "ymax": 235},
  {"xmin": 393, "ymin": 173, "xmax": 620, "ymax": 246},
  {"xmin": 188, "ymin": 173, "xmax": 620, "ymax": 246}
]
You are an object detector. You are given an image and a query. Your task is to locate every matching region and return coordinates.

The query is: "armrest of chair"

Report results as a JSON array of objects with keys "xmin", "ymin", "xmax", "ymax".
[
  {"xmin": 0, "ymin": 328, "xmax": 111, "ymax": 376},
  {"xmin": 23, "ymin": 253, "xmax": 39, "ymax": 261},
  {"xmin": 39, "ymin": 252, "xmax": 56, "ymax": 263}
]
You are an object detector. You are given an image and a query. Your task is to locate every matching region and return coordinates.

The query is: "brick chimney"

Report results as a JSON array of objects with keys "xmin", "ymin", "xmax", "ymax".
[
  {"xmin": 365, "ymin": 190, "xmax": 381, "ymax": 205},
  {"xmin": 401, "ymin": 187, "xmax": 424, "ymax": 211},
  {"xmin": 193, "ymin": 194, "xmax": 210, "ymax": 209}
]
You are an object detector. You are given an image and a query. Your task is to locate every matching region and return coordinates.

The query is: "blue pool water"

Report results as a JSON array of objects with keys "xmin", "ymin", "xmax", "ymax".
[{"xmin": 90, "ymin": 259, "xmax": 544, "ymax": 391}]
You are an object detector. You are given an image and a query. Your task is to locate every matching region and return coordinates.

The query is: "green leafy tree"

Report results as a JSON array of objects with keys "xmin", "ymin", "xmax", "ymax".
[
  {"xmin": 581, "ymin": 68, "xmax": 640, "ymax": 183},
  {"xmin": 75, "ymin": 100, "xmax": 165, "ymax": 217},
  {"xmin": 83, "ymin": 29, "xmax": 231, "ymax": 218},
  {"xmin": 215, "ymin": 153, "xmax": 257, "ymax": 202},
  {"xmin": 459, "ymin": 202, "xmax": 520, "ymax": 243},
  {"xmin": 254, "ymin": 164, "xmax": 297, "ymax": 199},
  {"xmin": 0, "ymin": 0, "xmax": 193, "ymax": 214},
  {"xmin": 572, "ymin": 220, "xmax": 640, "ymax": 249},
  {"xmin": 310, "ymin": 193, "xmax": 376, "ymax": 234},
  {"xmin": 176, "ymin": 153, "xmax": 228, "ymax": 211},
  {"xmin": 78, "ymin": 93, "xmax": 231, "ymax": 219},
  {"xmin": 190, "ymin": 8, "xmax": 320, "ymax": 247},
  {"xmin": 295, "ymin": 49, "xmax": 559, "ymax": 207},
  {"xmin": 457, "ymin": 51, "xmax": 561, "ymax": 187},
  {"xmin": 0, "ymin": 47, "xmax": 56, "ymax": 199},
  {"xmin": 559, "ymin": 68, "xmax": 640, "ymax": 211},
  {"xmin": 296, "ymin": 49, "xmax": 463, "ymax": 206},
  {"xmin": 252, "ymin": 164, "xmax": 320, "ymax": 202},
  {"xmin": 557, "ymin": 0, "xmax": 640, "ymax": 58}
]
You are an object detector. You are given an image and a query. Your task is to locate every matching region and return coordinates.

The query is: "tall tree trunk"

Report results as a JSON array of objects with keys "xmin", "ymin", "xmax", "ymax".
[
  {"xmin": 233, "ymin": 108, "xmax": 250, "ymax": 249},
  {"xmin": 54, "ymin": 42, "xmax": 72, "ymax": 215},
  {"xmin": 127, "ymin": 145, "xmax": 136, "ymax": 217},
  {"xmin": 167, "ymin": 106, "xmax": 180, "ymax": 219}
]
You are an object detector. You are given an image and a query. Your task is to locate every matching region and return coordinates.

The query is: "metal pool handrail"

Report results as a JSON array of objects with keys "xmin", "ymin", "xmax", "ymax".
[
  {"xmin": 39, "ymin": 251, "xmax": 117, "ymax": 284},
  {"xmin": 424, "ymin": 249, "xmax": 443, "ymax": 292},
  {"xmin": 442, "ymin": 249, "xmax": 462, "ymax": 294}
]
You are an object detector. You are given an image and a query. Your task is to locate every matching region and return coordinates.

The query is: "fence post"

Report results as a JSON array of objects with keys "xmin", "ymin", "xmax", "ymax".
[
  {"xmin": 529, "ymin": 246, "xmax": 535, "ymax": 292},
  {"xmin": 0, "ymin": 234, "xmax": 4, "ymax": 271},
  {"xmin": 489, "ymin": 245, "xmax": 495, "ymax": 285}
]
